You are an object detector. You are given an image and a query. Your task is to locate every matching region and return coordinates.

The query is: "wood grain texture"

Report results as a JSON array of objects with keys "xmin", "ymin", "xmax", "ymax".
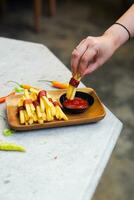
[{"xmin": 6, "ymin": 88, "xmax": 106, "ymax": 131}]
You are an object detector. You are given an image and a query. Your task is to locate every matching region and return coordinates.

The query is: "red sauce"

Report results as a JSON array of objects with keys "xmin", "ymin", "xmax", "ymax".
[
  {"xmin": 63, "ymin": 97, "xmax": 89, "ymax": 109},
  {"xmin": 23, "ymin": 99, "xmax": 32, "ymax": 106},
  {"xmin": 18, "ymin": 106, "xmax": 24, "ymax": 113},
  {"xmin": 38, "ymin": 90, "xmax": 46, "ymax": 99},
  {"xmin": 69, "ymin": 77, "xmax": 80, "ymax": 88},
  {"xmin": 33, "ymin": 100, "xmax": 39, "ymax": 108}
]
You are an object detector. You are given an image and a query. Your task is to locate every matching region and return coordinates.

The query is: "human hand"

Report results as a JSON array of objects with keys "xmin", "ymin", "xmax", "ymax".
[
  {"xmin": 71, "ymin": 35, "xmax": 117, "ymax": 77},
  {"xmin": 71, "ymin": 4, "xmax": 134, "ymax": 77}
]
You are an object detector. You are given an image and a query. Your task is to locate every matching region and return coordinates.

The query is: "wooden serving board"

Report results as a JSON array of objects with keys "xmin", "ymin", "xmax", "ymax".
[{"xmin": 6, "ymin": 88, "xmax": 106, "ymax": 131}]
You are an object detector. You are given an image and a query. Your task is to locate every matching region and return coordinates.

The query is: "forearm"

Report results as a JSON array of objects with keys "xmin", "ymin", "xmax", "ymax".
[{"xmin": 104, "ymin": 4, "xmax": 134, "ymax": 51}]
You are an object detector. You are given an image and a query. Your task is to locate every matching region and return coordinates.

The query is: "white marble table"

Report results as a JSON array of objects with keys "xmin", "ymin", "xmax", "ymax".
[{"xmin": 0, "ymin": 37, "xmax": 123, "ymax": 200}]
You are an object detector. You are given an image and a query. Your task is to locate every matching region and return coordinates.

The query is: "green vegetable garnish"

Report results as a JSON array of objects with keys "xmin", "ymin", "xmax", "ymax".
[
  {"xmin": 3, "ymin": 129, "xmax": 14, "ymax": 137},
  {"xmin": 8, "ymin": 81, "xmax": 24, "ymax": 93},
  {"xmin": 14, "ymin": 87, "xmax": 24, "ymax": 93},
  {"xmin": 0, "ymin": 142, "xmax": 26, "ymax": 152}
]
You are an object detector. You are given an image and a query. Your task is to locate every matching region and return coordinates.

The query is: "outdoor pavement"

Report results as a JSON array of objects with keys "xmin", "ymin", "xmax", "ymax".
[{"xmin": 0, "ymin": 0, "xmax": 134, "ymax": 199}]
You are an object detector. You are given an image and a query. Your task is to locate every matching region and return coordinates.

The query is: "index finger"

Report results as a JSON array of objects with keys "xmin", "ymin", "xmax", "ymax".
[{"xmin": 71, "ymin": 39, "xmax": 88, "ymax": 75}]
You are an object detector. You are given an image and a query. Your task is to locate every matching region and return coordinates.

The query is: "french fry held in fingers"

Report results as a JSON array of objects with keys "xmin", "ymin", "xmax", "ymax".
[{"xmin": 66, "ymin": 73, "xmax": 81, "ymax": 100}]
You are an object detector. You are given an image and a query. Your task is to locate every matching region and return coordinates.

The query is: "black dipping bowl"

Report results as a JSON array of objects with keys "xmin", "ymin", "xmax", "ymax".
[{"xmin": 59, "ymin": 91, "xmax": 94, "ymax": 114}]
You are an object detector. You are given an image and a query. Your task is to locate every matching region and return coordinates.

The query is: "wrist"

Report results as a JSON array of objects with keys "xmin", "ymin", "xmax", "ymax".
[{"xmin": 104, "ymin": 24, "xmax": 129, "ymax": 51}]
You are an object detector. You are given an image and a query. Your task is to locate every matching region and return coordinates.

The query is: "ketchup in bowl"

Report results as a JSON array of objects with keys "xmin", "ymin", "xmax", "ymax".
[
  {"xmin": 63, "ymin": 97, "xmax": 89, "ymax": 110},
  {"xmin": 60, "ymin": 91, "xmax": 94, "ymax": 114}
]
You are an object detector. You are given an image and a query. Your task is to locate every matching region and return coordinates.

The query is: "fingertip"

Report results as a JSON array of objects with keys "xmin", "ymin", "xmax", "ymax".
[{"xmin": 72, "ymin": 49, "xmax": 80, "ymax": 59}]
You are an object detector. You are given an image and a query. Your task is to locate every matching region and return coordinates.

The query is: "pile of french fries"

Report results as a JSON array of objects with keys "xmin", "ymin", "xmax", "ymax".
[
  {"xmin": 66, "ymin": 73, "xmax": 81, "ymax": 100},
  {"xmin": 17, "ymin": 88, "xmax": 68, "ymax": 125}
]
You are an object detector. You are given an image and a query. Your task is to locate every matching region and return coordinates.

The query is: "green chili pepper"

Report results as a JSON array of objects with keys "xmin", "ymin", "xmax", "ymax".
[
  {"xmin": 14, "ymin": 87, "xmax": 24, "ymax": 93},
  {"xmin": 0, "ymin": 142, "xmax": 26, "ymax": 152},
  {"xmin": 8, "ymin": 81, "xmax": 24, "ymax": 93},
  {"xmin": 3, "ymin": 129, "xmax": 14, "ymax": 137}
]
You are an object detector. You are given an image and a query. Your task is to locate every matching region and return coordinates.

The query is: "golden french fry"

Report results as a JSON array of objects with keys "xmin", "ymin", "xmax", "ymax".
[
  {"xmin": 18, "ymin": 98, "xmax": 24, "ymax": 107},
  {"xmin": 43, "ymin": 97, "xmax": 56, "ymax": 118},
  {"xmin": 25, "ymin": 104, "xmax": 33, "ymax": 118},
  {"xmin": 70, "ymin": 87, "xmax": 76, "ymax": 100},
  {"xmin": 23, "ymin": 110, "xmax": 29, "ymax": 122},
  {"xmin": 66, "ymin": 73, "xmax": 81, "ymax": 100},
  {"xmin": 30, "ymin": 92, "xmax": 37, "ymax": 101},
  {"xmin": 30, "ymin": 103, "xmax": 35, "ymax": 112},
  {"xmin": 42, "ymin": 112, "xmax": 46, "ymax": 121},
  {"xmin": 41, "ymin": 96, "xmax": 55, "ymax": 120},
  {"xmin": 66, "ymin": 85, "xmax": 73, "ymax": 99},
  {"xmin": 24, "ymin": 89, "xmax": 30, "ymax": 99},
  {"xmin": 40, "ymin": 97, "xmax": 45, "ymax": 113},
  {"xmin": 29, "ymin": 88, "xmax": 39, "ymax": 95},
  {"xmin": 55, "ymin": 106, "xmax": 60, "ymax": 119},
  {"xmin": 38, "ymin": 118, "xmax": 44, "ymax": 124},
  {"xmin": 36, "ymin": 106, "xmax": 42, "ymax": 119},
  {"xmin": 57, "ymin": 106, "xmax": 68, "ymax": 121},
  {"xmin": 51, "ymin": 105, "xmax": 56, "ymax": 116},
  {"xmin": 33, "ymin": 112, "xmax": 38, "ymax": 122},
  {"xmin": 28, "ymin": 118, "xmax": 34, "ymax": 125},
  {"xmin": 19, "ymin": 110, "xmax": 25, "ymax": 124},
  {"xmin": 46, "ymin": 107, "xmax": 53, "ymax": 121},
  {"xmin": 42, "ymin": 96, "xmax": 52, "ymax": 107},
  {"xmin": 61, "ymin": 112, "xmax": 68, "ymax": 121}
]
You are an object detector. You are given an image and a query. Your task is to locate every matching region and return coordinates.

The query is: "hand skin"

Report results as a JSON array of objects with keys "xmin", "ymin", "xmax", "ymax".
[{"xmin": 71, "ymin": 4, "xmax": 134, "ymax": 77}]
